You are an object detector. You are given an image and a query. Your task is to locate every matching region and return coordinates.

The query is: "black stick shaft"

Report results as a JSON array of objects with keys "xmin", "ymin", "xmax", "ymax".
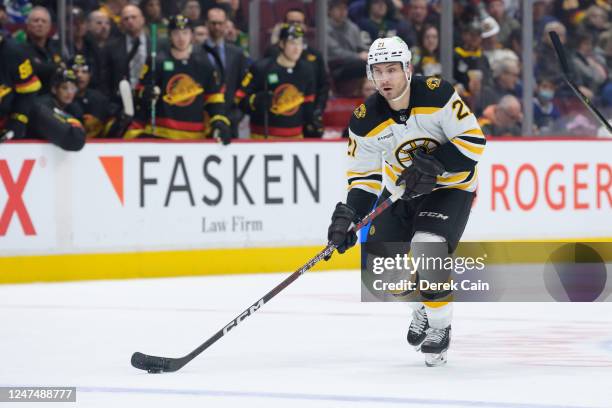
[
  {"xmin": 131, "ymin": 191, "xmax": 402, "ymax": 372},
  {"xmin": 549, "ymin": 31, "xmax": 612, "ymax": 134}
]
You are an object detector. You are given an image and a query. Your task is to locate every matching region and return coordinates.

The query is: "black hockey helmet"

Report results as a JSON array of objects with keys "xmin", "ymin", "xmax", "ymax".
[
  {"xmin": 51, "ymin": 68, "xmax": 78, "ymax": 87},
  {"xmin": 279, "ymin": 23, "xmax": 304, "ymax": 41},
  {"xmin": 69, "ymin": 54, "xmax": 90, "ymax": 72},
  {"xmin": 168, "ymin": 14, "xmax": 192, "ymax": 31}
]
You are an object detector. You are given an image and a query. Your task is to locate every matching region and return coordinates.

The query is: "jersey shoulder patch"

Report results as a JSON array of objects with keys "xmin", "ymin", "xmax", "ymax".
[
  {"xmin": 348, "ymin": 94, "xmax": 393, "ymax": 138},
  {"xmin": 410, "ymin": 76, "xmax": 454, "ymax": 108}
]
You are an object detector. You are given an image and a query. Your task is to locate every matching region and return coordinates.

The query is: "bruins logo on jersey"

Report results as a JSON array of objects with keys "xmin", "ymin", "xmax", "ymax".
[
  {"xmin": 426, "ymin": 77, "xmax": 441, "ymax": 90},
  {"xmin": 395, "ymin": 138, "xmax": 440, "ymax": 167},
  {"xmin": 353, "ymin": 103, "xmax": 366, "ymax": 119}
]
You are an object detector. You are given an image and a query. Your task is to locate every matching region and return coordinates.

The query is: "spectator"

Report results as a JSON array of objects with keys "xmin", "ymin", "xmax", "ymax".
[
  {"xmin": 412, "ymin": 24, "xmax": 441, "ymax": 77},
  {"xmin": 182, "ymin": 0, "xmax": 202, "ymax": 25},
  {"xmin": 98, "ymin": 0, "xmax": 128, "ymax": 38},
  {"xmin": 482, "ymin": 29, "xmax": 518, "ymax": 70},
  {"xmin": 235, "ymin": 23, "xmax": 316, "ymax": 139},
  {"xmin": 28, "ymin": 68, "xmax": 86, "ymax": 151},
  {"xmin": 327, "ymin": 0, "xmax": 369, "ymax": 96},
  {"xmin": 87, "ymin": 10, "xmax": 112, "ymax": 48},
  {"xmin": 139, "ymin": 0, "xmax": 169, "ymax": 40},
  {"xmin": 360, "ymin": 76, "xmax": 377, "ymax": 99},
  {"xmin": 402, "ymin": 0, "xmax": 437, "ymax": 48},
  {"xmin": 535, "ymin": 21, "xmax": 584, "ymax": 97},
  {"xmin": 22, "ymin": 6, "xmax": 63, "ymax": 93},
  {"xmin": 265, "ymin": 7, "xmax": 330, "ymax": 137},
  {"xmin": 193, "ymin": 22, "xmax": 209, "ymax": 45},
  {"xmin": 102, "ymin": 4, "xmax": 148, "ymax": 96},
  {"xmin": 216, "ymin": 0, "xmax": 247, "ymax": 33},
  {"xmin": 480, "ymin": 58, "xmax": 520, "ymax": 109},
  {"xmin": 533, "ymin": 0, "xmax": 556, "ymax": 43},
  {"xmin": 68, "ymin": 7, "xmax": 104, "ymax": 90},
  {"xmin": 0, "ymin": 32, "xmax": 41, "ymax": 143},
  {"xmin": 70, "ymin": 54, "xmax": 117, "ymax": 138},
  {"xmin": 578, "ymin": 5, "xmax": 610, "ymax": 44},
  {"xmin": 478, "ymin": 94, "xmax": 522, "ymax": 136},
  {"xmin": 225, "ymin": 18, "xmax": 249, "ymax": 55},
  {"xmin": 355, "ymin": 0, "xmax": 411, "ymax": 46},
  {"xmin": 486, "ymin": 0, "xmax": 520, "ymax": 46},
  {"xmin": 453, "ymin": 19, "xmax": 491, "ymax": 110},
  {"xmin": 533, "ymin": 76, "xmax": 561, "ymax": 134},
  {"xmin": 204, "ymin": 6, "xmax": 249, "ymax": 138},
  {"xmin": 571, "ymin": 30, "xmax": 608, "ymax": 100}
]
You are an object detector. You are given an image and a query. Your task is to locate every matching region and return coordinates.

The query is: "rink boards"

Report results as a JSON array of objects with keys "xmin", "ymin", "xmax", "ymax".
[{"xmin": 0, "ymin": 138, "xmax": 611, "ymax": 283}]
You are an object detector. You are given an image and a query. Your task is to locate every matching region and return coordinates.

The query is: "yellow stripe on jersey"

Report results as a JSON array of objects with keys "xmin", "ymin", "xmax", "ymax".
[
  {"xmin": 437, "ymin": 168, "xmax": 478, "ymax": 191},
  {"xmin": 348, "ymin": 180, "xmax": 382, "ymax": 193},
  {"xmin": 365, "ymin": 119, "xmax": 395, "ymax": 137},
  {"xmin": 437, "ymin": 171, "xmax": 471, "ymax": 184},
  {"xmin": 452, "ymin": 137, "xmax": 485, "ymax": 155},
  {"xmin": 461, "ymin": 128, "xmax": 485, "ymax": 137},
  {"xmin": 384, "ymin": 163, "xmax": 399, "ymax": 184},
  {"xmin": 347, "ymin": 168, "xmax": 382, "ymax": 178},
  {"xmin": 411, "ymin": 107, "xmax": 441, "ymax": 115}
]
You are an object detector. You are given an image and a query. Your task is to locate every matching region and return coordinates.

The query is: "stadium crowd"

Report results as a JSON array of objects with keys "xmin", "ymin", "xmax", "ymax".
[{"xmin": 0, "ymin": 0, "xmax": 611, "ymax": 149}]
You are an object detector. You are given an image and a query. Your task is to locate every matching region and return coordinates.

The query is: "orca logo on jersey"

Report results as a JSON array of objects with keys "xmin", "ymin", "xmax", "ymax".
[
  {"xmin": 395, "ymin": 138, "xmax": 440, "ymax": 167},
  {"xmin": 163, "ymin": 74, "xmax": 204, "ymax": 106}
]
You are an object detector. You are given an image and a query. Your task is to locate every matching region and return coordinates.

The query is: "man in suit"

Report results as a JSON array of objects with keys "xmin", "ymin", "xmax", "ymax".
[
  {"xmin": 204, "ymin": 5, "xmax": 249, "ymax": 139},
  {"xmin": 101, "ymin": 4, "xmax": 148, "ymax": 99}
]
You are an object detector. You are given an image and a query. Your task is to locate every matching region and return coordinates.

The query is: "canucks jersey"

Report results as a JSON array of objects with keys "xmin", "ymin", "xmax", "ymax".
[
  {"xmin": 126, "ymin": 50, "xmax": 227, "ymax": 140},
  {"xmin": 346, "ymin": 76, "xmax": 486, "ymax": 217}
]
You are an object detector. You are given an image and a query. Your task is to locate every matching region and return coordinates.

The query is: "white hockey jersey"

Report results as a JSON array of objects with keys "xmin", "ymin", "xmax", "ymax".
[{"xmin": 346, "ymin": 76, "xmax": 486, "ymax": 212}]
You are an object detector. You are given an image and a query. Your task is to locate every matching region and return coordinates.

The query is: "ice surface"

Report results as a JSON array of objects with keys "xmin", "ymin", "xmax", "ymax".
[{"xmin": 0, "ymin": 271, "xmax": 611, "ymax": 408}]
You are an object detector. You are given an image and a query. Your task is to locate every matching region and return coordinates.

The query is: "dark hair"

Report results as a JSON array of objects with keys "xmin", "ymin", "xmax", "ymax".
[
  {"xmin": 418, "ymin": 24, "xmax": 439, "ymax": 56},
  {"xmin": 572, "ymin": 30, "xmax": 592, "ymax": 49},
  {"xmin": 284, "ymin": 7, "xmax": 305, "ymax": 22},
  {"xmin": 207, "ymin": 5, "xmax": 228, "ymax": 19}
]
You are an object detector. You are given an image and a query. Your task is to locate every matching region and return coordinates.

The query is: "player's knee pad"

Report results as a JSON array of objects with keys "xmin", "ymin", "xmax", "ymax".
[
  {"xmin": 411, "ymin": 231, "xmax": 450, "ymax": 300},
  {"xmin": 412, "ymin": 231, "xmax": 446, "ymax": 243}
]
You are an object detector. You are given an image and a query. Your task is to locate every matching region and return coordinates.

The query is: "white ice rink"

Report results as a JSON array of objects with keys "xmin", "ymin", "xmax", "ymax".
[{"xmin": 1, "ymin": 270, "xmax": 611, "ymax": 408}]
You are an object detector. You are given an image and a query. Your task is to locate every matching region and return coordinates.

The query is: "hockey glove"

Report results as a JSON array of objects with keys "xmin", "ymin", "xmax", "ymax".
[
  {"xmin": 1, "ymin": 116, "xmax": 27, "ymax": 142},
  {"xmin": 395, "ymin": 150, "xmax": 445, "ymax": 200},
  {"xmin": 211, "ymin": 118, "xmax": 231, "ymax": 145},
  {"xmin": 325, "ymin": 202, "xmax": 358, "ymax": 260},
  {"xmin": 304, "ymin": 110, "xmax": 324, "ymax": 138}
]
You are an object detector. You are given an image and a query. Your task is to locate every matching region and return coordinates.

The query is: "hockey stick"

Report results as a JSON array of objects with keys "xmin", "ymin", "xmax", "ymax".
[
  {"xmin": 131, "ymin": 190, "xmax": 403, "ymax": 373},
  {"xmin": 150, "ymin": 23, "xmax": 158, "ymax": 136},
  {"xmin": 548, "ymin": 31, "xmax": 612, "ymax": 134}
]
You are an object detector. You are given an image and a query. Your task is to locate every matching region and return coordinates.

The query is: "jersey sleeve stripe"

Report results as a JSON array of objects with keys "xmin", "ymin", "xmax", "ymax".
[
  {"xmin": 437, "ymin": 171, "xmax": 471, "ymax": 184},
  {"xmin": 457, "ymin": 135, "xmax": 486, "ymax": 145},
  {"xmin": 411, "ymin": 107, "xmax": 441, "ymax": 115},
  {"xmin": 348, "ymin": 174, "xmax": 383, "ymax": 185},
  {"xmin": 365, "ymin": 118, "xmax": 395, "ymax": 137},
  {"xmin": 462, "ymin": 128, "xmax": 485, "ymax": 137},
  {"xmin": 347, "ymin": 169, "xmax": 382, "ymax": 177},
  {"xmin": 452, "ymin": 138, "xmax": 485, "ymax": 155},
  {"xmin": 384, "ymin": 164, "xmax": 399, "ymax": 184}
]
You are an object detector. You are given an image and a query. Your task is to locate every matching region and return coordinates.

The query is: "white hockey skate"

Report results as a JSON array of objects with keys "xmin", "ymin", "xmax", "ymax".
[
  {"xmin": 407, "ymin": 306, "xmax": 429, "ymax": 351},
  {"xmin": 421, "ymin": 326, "xmax": 451, "ymax": 367}
]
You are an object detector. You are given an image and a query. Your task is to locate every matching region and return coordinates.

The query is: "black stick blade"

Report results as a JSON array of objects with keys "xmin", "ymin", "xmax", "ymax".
[
  {"xmin": 131, "ymin": 352, "xmax": 171, "ymax": 373},
  {"xmin": 548, "ymin": 31, "xmax": 570, "ymax": 75}
]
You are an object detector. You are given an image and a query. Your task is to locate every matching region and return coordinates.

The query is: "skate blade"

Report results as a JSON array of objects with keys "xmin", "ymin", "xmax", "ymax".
[{"xmin": 424, "ymin": 351, "xmax": 447, "ymax": 367}]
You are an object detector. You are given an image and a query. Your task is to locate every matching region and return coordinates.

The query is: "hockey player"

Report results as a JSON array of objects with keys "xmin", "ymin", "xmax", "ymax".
[
  {"xmin": 27, "ymin": 68, "xmax": 86, "ymax": 151},
  {"xmin": 234, "ymin": 23, "xmax": 316, "ymax": 139},
  {"xmin": 326, "ymin": 36, "xmax": 486, "ymax": 366},
  {"xmin": 126, "ymin": 14, "xmax": 231, "ymax": 143},
  {"xmin": 0, "ymin": 32, "xmax": 42, "ymax": 142}
]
